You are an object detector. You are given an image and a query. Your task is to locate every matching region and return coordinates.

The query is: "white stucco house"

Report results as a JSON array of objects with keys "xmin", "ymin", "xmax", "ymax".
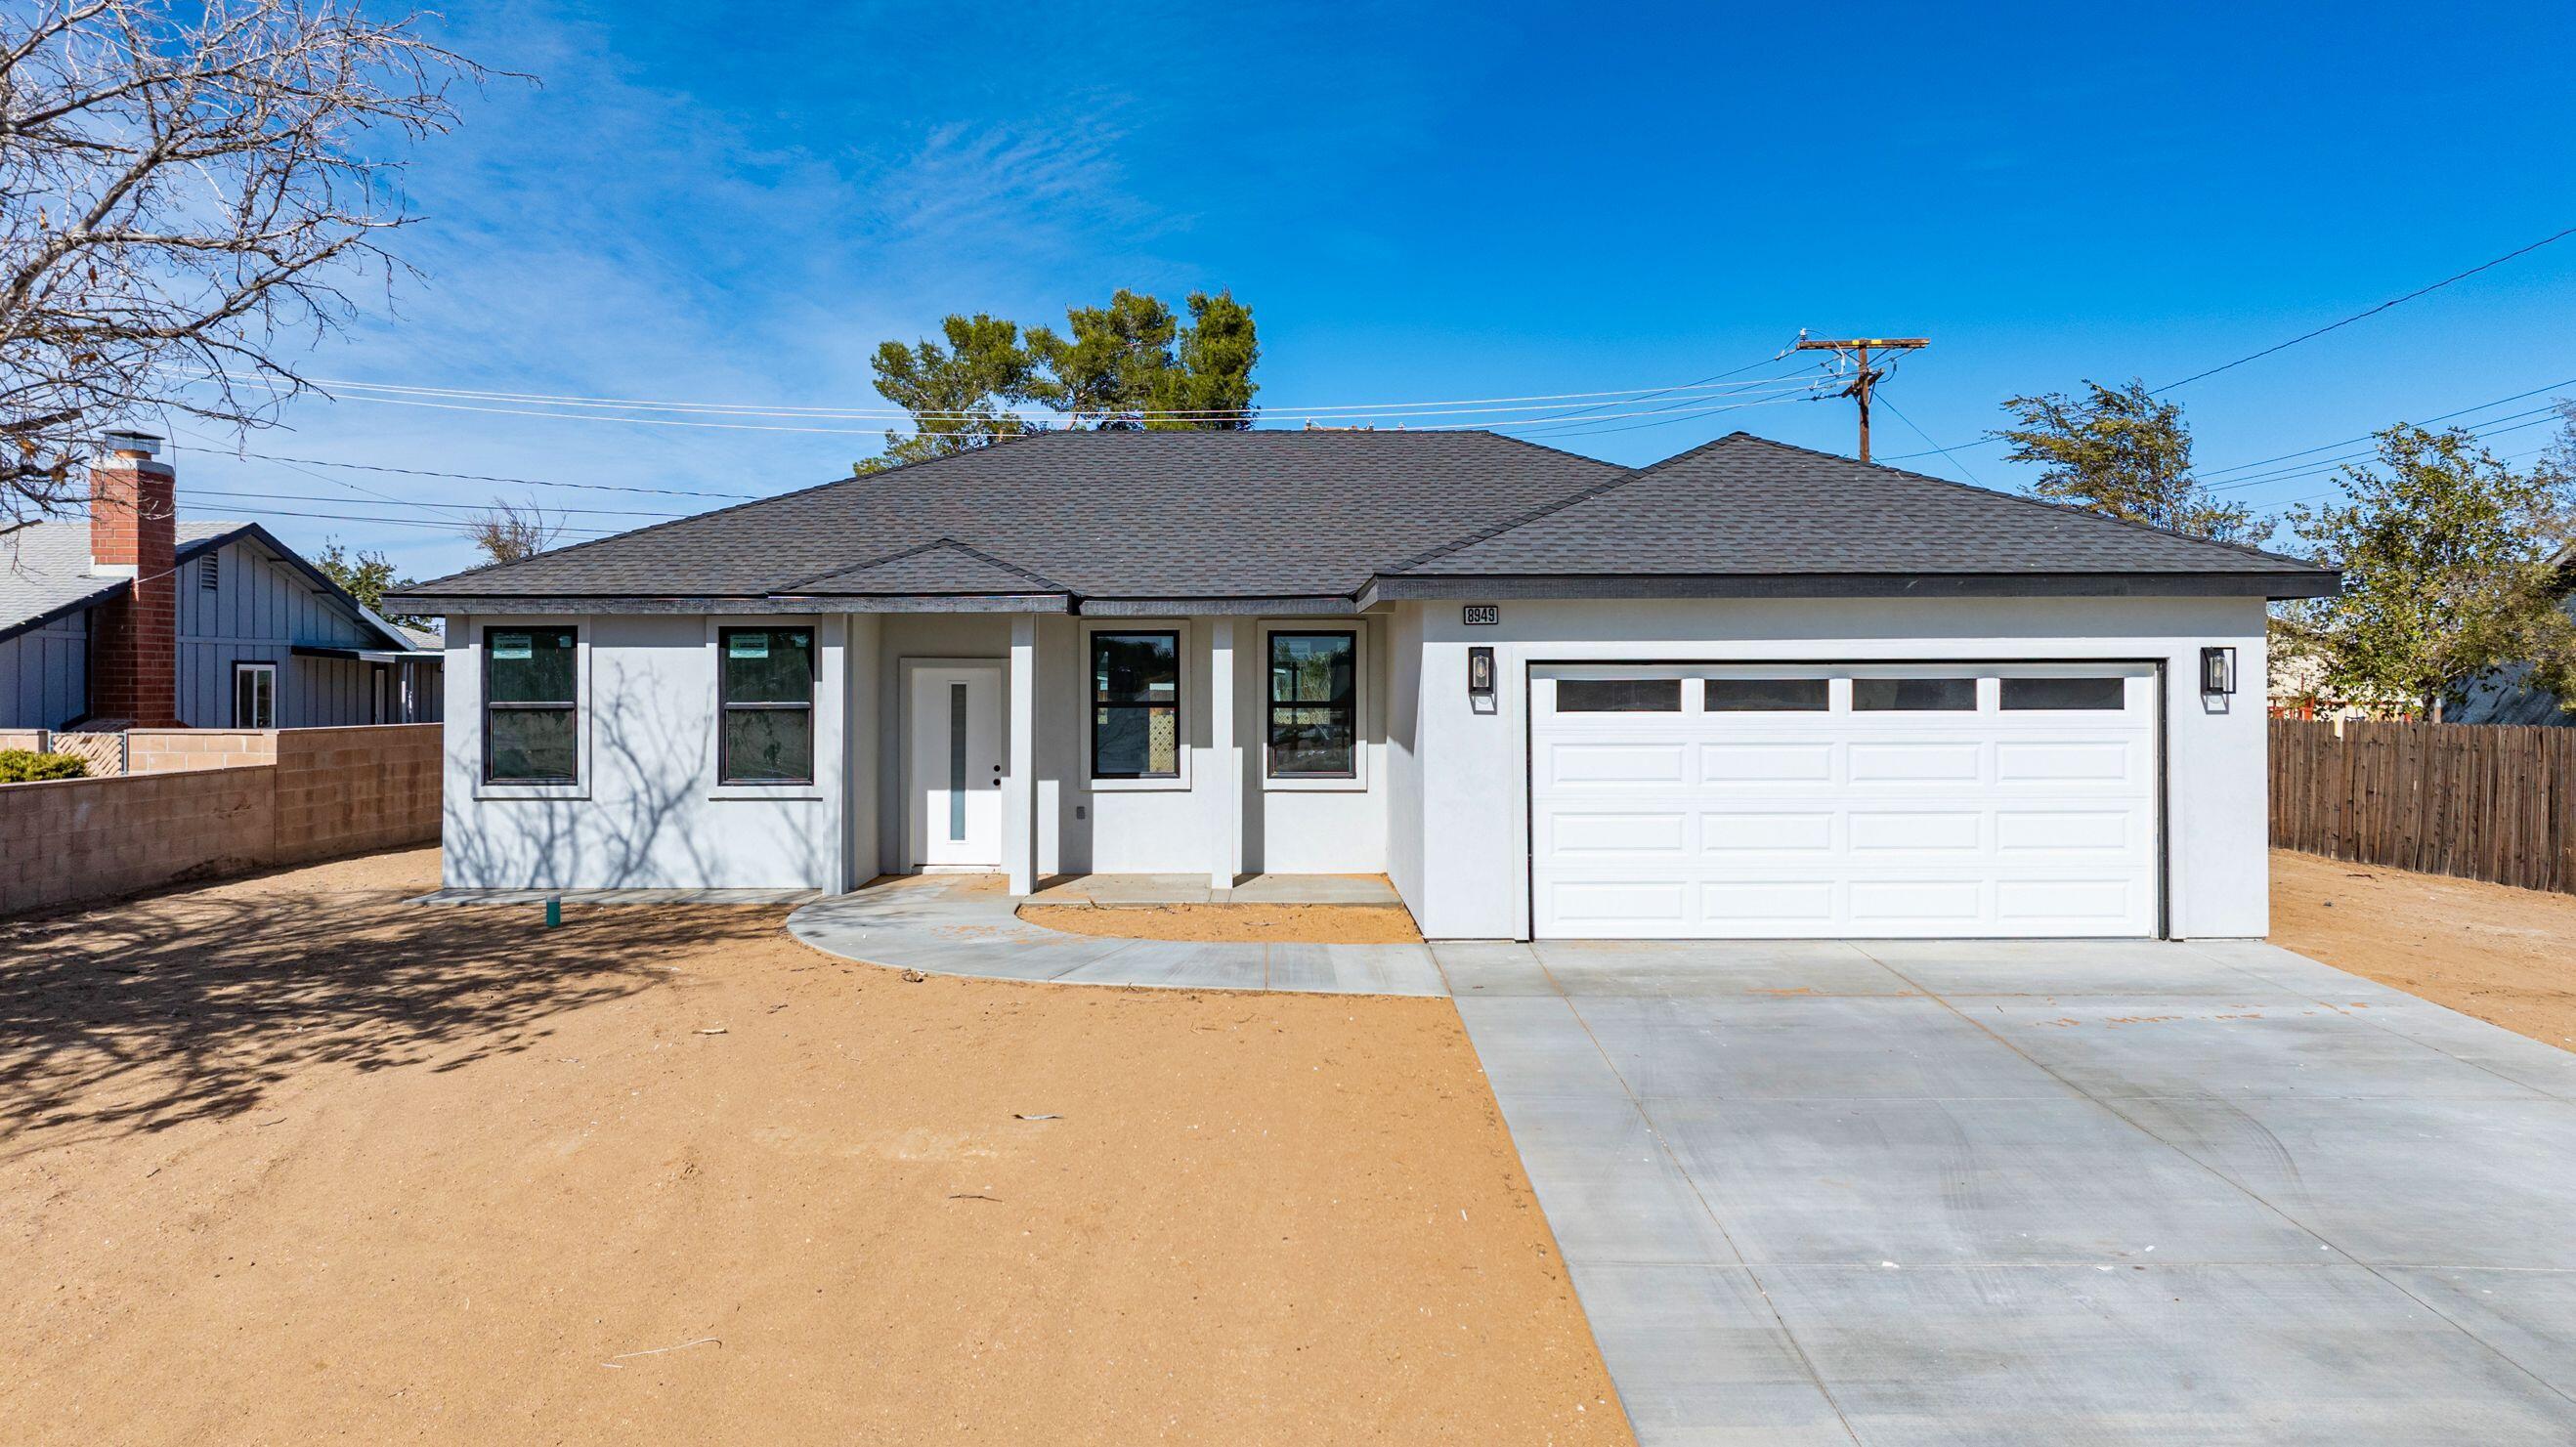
[{"xmin": 389, "ymin": 430, "xmax": 2337, "ymax": 941}]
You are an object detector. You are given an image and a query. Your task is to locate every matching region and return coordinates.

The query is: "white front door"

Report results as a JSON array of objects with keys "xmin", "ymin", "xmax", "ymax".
[
  {"xmin": 908, "ymin": 662, "xmax": 1006, "ymax": 869},
  {"xmin": 1528, "ymin": 662, "xmax": 2162, "ymax": 939}
]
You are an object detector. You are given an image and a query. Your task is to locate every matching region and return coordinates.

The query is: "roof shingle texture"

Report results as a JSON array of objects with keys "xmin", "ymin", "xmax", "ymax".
[
  {"xmin": 1, "ymin": 520, "xmax": 245, "ymax": 630},
  {"xmin": 410, "ymin": 431, "xmax": 1621, "ymax": 600},
  {"xmin": 1398, "ymin": 434, "xmax": 2317, "ymax": 576},
  {"xmin": 404, "ymin": 429, "xmax": 2326, "ymax": 602}
]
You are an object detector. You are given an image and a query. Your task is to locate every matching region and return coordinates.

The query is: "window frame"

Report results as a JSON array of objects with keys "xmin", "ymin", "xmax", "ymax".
[
  {"xmin": 715, "ymin": 624, "xmax": 818, "ymax": 786},
  {"xmin": 230, "ymin": 660, "xmax": 277, "ymax": 729},
  {"xmin": 1263, "ymin": 627, "xmax": 1360, "ymax": 783},
  {"xmin": 476, "ymin": 621, "xmax": 586, "ymax": 796},
  {"xmin": 1084, "ymin": 623, "xmax": 1189, "ymax": 789}
]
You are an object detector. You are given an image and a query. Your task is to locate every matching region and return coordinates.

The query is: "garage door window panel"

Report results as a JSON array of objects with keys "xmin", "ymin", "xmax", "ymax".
[
  {"xmin": 1852, "ymin": 677, "xmax": 1977, "ymax": 712},
  {"xmin": 1556, "ymin": 678, "xmax": 1682, "ymax": 712},
  {"xmin": 2000, "ymin": 676, "xmax": 2128, "ymax": 711},
  {"xmin": 1704, "ymin": 677, "xmax": 1829, "ymax": 712}
]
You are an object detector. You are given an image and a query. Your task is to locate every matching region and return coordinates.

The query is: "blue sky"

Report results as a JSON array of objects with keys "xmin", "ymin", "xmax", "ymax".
[{"xmin": 166, "ymin": 0, "xmax": 2576, "ymax": 581}]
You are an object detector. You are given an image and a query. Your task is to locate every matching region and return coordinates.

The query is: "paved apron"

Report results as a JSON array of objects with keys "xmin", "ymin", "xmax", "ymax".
[{"xmin": 786, "ymin": 880, "xmax": 2576, "ymax": 1444}]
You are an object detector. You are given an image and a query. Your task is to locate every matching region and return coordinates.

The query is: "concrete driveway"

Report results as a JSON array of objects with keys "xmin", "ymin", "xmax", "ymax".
[{"xmin": 1442, "ymin": 937, "xmax": 2576, "ymax": 1445}]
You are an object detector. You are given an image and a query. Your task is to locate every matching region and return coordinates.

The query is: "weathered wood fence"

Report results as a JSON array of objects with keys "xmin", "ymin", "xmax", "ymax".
[{"xmin": 2270, "ymin": 720, "xmax": 2576, "ymax": 894}]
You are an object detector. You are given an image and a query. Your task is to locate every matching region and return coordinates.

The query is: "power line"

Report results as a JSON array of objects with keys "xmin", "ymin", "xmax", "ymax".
[
  {"xmin": 168, "ymin": 445, "xmax": 767, "ymax": 500},
  {"xmin": 179, "ymin": 486, "xmax": 687, "ymax": 520},
  {"xmin": 1875, "ymin": 394, "xmax": 1989, "ymax": 487},
  {"xmin": 2199, "ymin": 379, "xmax": 2576, "ymax": 479},
  {"xmin": 2154, "ymin": 224, "xmax": 2576, "ymax": 393},
  {"xmin": 218, "ymin": 362, "xmax": 1837, "ymax": 423},
  {"xmin": 218, "ymin": 375, "xmax": 1839, "ymax": 437}
]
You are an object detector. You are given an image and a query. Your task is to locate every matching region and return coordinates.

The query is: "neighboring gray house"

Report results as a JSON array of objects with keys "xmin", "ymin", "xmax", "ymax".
[{"xmin": 0, "ymin": 515, "xmax": 443, "ymax": 732}]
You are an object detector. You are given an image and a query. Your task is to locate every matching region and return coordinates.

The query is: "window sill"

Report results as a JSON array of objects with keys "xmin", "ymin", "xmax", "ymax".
[
  {"xmin": 474, "ymin": 782, "xmax": 588, "ymax": 801},
  {"xmin": 1088, "ymin": 775, "xmax": 1189, "ymax": 793},
  {"xmin": 708, "ymin": 783, "xmax": 825, "ymax": 801},
  {"xmin": 1263, "ymin": 774, "xmax": 1367, "ymax": 793}
]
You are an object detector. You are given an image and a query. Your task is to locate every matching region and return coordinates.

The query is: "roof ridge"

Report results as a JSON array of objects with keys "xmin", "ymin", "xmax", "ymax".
[
  {"xmin": 779, "ymin": 534, "xmax": 1070, "ymax": 594},
  {"xmin": 1385, "ymin": 431, "xmax": 1752, "ymax": 574},
  {"xmin": 1724, "ymin": 432, "xmax": 2323, "ymax": 572}
]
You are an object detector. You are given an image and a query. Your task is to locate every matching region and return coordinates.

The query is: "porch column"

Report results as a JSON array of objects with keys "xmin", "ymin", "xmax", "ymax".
[
  {"xmin": 1004, "ymin": 614, "xmax": 1038, "ymax": 895},
  {"xmin": 1207, "ymin": 617, "xmax": 1240, "ymax": 889}
]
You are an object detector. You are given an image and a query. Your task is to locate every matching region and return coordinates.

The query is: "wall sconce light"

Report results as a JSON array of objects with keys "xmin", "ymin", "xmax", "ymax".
[
  {"xmin": 2201, "ymin": 646, "xmax": 2237, "ymax": 697},
  {"xmin": 1468, "ymin": 646, "xmax": 1497, "ymax": 714}
]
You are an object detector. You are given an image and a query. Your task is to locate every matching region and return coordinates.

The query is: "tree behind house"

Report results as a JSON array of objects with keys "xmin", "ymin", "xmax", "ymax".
[
  {"xmin": 317, "ymin": 538, "xmax": 427, "ymax": 628},
  {"xmin": 854, "ymin": 288, "xmax": 1259, "ymax": 473},
  {"xmin": 2281, "ymin": 424, "xmax": 2576, "ymax": 720},
  {"xmin": 1992, "ymin": 380, "xmax": 2255, "ymax": 542},
  {"xmin": 461, "ymin": 501, "xmax": 564, "ymax": 565}
]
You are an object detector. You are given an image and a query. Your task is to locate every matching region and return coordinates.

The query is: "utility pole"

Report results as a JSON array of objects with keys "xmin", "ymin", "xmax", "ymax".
[{"xmin": 1792, "ymin": 335, "xmax": 1928, "ymax": 463}]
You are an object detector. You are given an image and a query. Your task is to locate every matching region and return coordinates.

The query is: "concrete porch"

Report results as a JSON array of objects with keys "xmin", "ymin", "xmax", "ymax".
[{"xmin": 1025, "ymin": 872, "xmax": 1404, "ymax": 908}]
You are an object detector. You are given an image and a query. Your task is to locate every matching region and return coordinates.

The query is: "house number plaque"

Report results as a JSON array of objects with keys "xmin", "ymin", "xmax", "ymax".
[{"xmin": 1461, "ymin": 605, "xmax": 1500, "ymax": 626}]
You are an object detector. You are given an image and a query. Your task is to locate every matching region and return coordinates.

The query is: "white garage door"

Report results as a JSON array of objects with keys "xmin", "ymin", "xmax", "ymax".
[{"xmin": 1529, "ymin": 663, "xmax": 2161, "ymax": 939}]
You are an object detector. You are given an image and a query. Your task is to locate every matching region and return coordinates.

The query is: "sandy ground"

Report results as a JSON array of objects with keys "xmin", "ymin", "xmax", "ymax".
[
  {"xmin": 2272, "ymin": 848, "xmax": 2576, "ymax": 1052},
  {"xmin": 1018, "ymin": 903, "xmax": 1425, "ymax": 944},
  {"xmin": 0, "ymin": 850, "xmax": 1625, "ymax": 1445}
]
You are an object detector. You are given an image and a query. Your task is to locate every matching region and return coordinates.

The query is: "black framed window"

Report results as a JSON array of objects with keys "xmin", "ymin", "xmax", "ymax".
[
  {"xmin": 1091, "ymin": 630, "xmax": 1180, "ymax": 779},
  {"xmin": 1268, "ymin": 630, "xmax": 1356, "ymax": 779},
  {"xmin": 719, "ymin": 626, "xmax": 815, "ymax": 784},
  {"xmin": 484, "ymin": 626, "xmax": 579, "ymax": 783}
]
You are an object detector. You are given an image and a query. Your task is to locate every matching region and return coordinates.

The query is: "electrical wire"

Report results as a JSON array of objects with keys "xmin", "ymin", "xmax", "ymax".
[
  {"xmin": 2155, "ymin": 225, "xmax": 2576, "ymax": 393},
  {"xmin": 208, "ymin": 362, "xmax": 1842, "ymax": 422}
]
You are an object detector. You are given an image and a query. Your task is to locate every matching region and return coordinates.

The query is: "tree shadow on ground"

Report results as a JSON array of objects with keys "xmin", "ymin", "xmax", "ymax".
[{"xmin": 0, "ymin": 854, "xmax": 785, "ymax": 1155}]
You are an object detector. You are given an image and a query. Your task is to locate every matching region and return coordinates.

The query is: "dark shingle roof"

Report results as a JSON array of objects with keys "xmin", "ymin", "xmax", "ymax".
[
  {"xmin": 394, "ymin": 429, "xmax": 2332, "ymax": 607},
  {"xmin": 1394, "ymin": 433, "xmax": 2317, "ymax": 576},
  {"xmin": 405, "ymin": 430, "xmax": 1621, "ymax": 603},
  {"xmin": 788, "ymin": 538, "xmax": 1069, "ymax": 596}
]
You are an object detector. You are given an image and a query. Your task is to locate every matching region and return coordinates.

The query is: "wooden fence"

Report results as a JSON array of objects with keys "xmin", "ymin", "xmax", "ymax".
[{"xmin": 2271, "ymin": 720, "xmax": 2576, "ymax": 894}]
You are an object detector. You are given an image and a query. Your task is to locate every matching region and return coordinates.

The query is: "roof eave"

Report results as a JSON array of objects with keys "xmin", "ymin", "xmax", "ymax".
[{"xmin": 1360, "ymin": 570, "xmax": 2340, "ymax": 607}]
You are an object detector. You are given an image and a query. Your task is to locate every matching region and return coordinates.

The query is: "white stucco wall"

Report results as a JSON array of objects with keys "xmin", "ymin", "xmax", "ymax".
[
  {"xmin": 437, "ymin": 595, "xmax": 2268, "ymax": 937},
  {"xmin": 441, "ymin": 613, "xmax": 848, "ymax": 891},
  {"xmin": 442, "ymin": 608, "xmax": 1390, "ymax": 892},
  {"xmin": 1393, "ymin": 594, "xmax": 2272, "ymax": 941}
]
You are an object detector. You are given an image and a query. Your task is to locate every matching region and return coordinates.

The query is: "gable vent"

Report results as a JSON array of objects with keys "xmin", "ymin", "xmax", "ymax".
[{"xmin": 200, "ymin": 553, "xmax": 220, "ymax": 591}]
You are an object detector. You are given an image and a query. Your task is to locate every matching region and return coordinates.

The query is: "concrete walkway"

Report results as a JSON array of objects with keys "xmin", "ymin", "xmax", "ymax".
[
  {"xmin": 788, "ymin": 881, "xmax": 2576, "ymax": 1443},
  {"xmin": 784, "ymin": 873, "xmax": 1443, "ymax": 995}
]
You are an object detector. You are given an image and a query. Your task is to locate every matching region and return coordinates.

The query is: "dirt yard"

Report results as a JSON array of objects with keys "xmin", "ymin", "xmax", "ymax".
[
  {"xmin": 1018, "ymin": 902, "xmax": 1425, "ymax": 944},
  {"xmin": 0, "ymin": 850, "xmax": 1625, "ymax": 1445},
  {"xmin": 2272, "ymin": 848, "xmax": 2576, "ymax": 1051}
]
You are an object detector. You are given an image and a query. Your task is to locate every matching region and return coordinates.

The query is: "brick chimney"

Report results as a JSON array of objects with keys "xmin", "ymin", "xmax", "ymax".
[{"xmin": 88, "ymin": 430, "xmax": 182, "ymax": 727}]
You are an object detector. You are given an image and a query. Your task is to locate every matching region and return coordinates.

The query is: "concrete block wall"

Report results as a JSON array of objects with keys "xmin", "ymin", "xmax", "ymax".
[
  {"xmin": 0, "ymin": 729, "xmax": 46, "ymax": 752},
  {"xmin": 0, "ymin": 766, "xmax": 275, "ymax": 915},
  {"xmin": 0, "ymin": 723, "xmax": 441, "ymax": 915},
  {"xmin": 271, "ymin": 725, "xmax": 442, "ymax": 865},
  {"xmin": 129, "ymin": 729, "xmax": 279, "ymax": 773}
]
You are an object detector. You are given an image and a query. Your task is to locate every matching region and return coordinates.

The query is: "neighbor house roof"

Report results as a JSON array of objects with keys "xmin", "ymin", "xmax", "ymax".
[
  {"xmin": 0, "ymin": 519, "xmax": 417, "ymax": 649},
  {"xmin": 0, "ymin": 520, "xmax": 246, "ymax": 645},
  {"xmin": 390, "ymin": 430, "xmax": 2336, "ymax": 615}
]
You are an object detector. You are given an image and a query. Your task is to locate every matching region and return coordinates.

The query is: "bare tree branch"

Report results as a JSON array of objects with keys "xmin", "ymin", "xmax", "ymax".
[
  {"xmin": 0, "ymin": 0, "xmax": 512, "ymax": 528},
  {"xmin": 460, "ymin": 497, "xmax": 560, "ymax": 563}
]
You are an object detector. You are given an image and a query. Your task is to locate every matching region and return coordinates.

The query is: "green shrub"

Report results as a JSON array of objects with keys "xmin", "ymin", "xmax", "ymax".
[{"xmin": 0, "ymin": 749, "xmax": 86, "ymax": 783}]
